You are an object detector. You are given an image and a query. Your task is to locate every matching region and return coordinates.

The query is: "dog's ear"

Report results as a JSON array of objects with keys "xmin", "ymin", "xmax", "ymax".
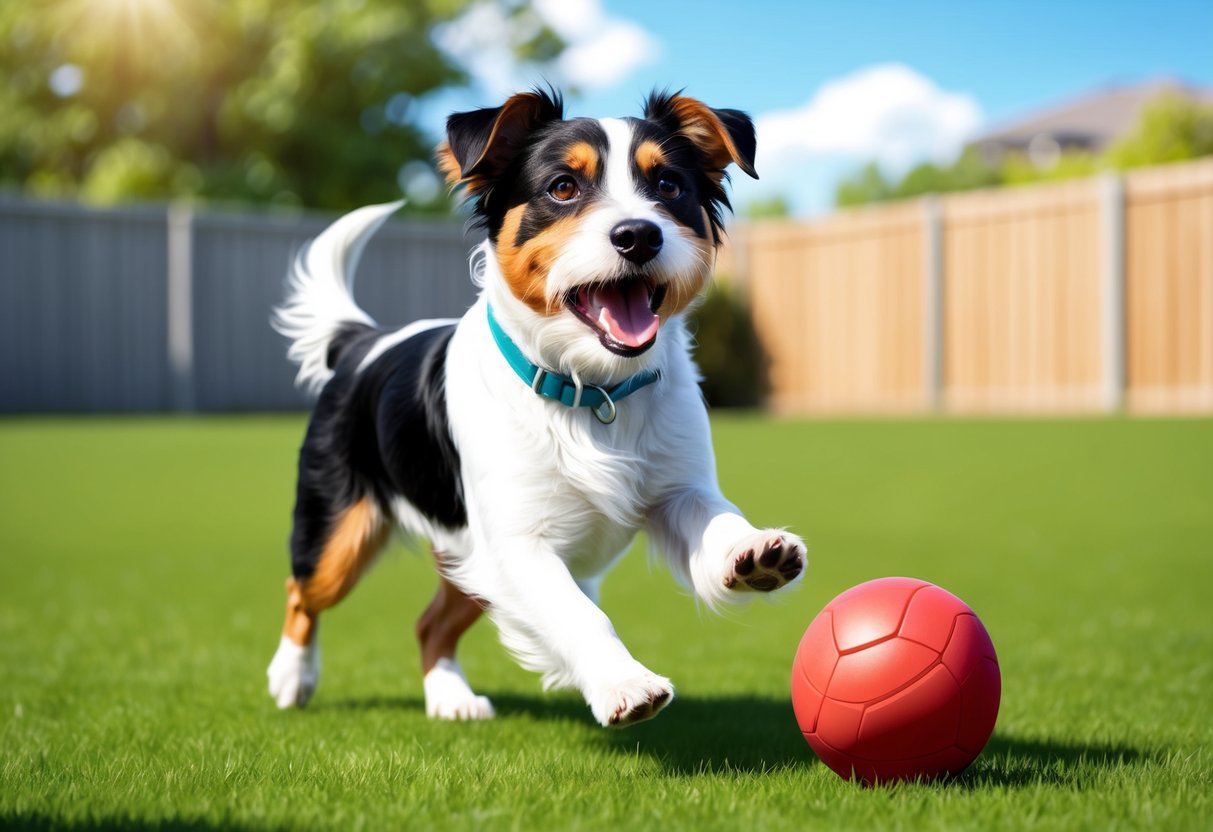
[
  {"xmin": 645, "ymin": 92, "xmax": 758, "ymax": 180},
  {"xmin": 437, "ymin": 90, "xmax": 564, "ymax": 193}
]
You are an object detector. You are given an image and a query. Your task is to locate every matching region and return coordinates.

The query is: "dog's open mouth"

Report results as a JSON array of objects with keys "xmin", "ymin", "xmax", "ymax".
[
  {"xmin": 565, "ymin": 278, "xmax": 669, "ymax": 357},
  {"xmin": 565, "ymin": 277, "xmax": 668, "ymax": 357}
]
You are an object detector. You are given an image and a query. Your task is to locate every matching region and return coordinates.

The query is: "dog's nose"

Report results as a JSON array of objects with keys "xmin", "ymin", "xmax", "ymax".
[{"xmin": 610, "ymin": 219, "xmax": 663, "ymax": 265}]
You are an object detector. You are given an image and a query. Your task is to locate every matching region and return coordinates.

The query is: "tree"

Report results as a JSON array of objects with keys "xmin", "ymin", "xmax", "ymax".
[
  {"xmin": 743, "ymin": 193, "xmax": 793, "ymax": 220},
  {"xmin": 833, "ymin": 91, "xmax": 1213, "ymax": 208},
  {"xmin": 1105, "ymin": 92, "xmax": 1213, "ymax": 170},
  {"xmin": 835, "ymin": 150, "xmax": 1000, "ymax": 208},
  {"xmin": 0, "ymin": 1, "xmax": 561, "ymax": 212},
  {"xmin": 892, "ymin": 148, "xmax": 1001, "ymax": 199},
  {"xmin": 834, "ymin": 162, "xmax": 894, "ymax": 208},
  {"xmin": 688, "ymin": 282, "xmax": 769, "ymax": 409}
]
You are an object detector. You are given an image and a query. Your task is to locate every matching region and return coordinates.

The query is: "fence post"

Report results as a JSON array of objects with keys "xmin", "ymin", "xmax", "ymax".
[
  {"xmin": 167, "ymin": 202, "xmax": 195, "ymax": 412},
  {"xmin": 1099, "ymin": 174, "xmax": 1125, "ymax": 412},
  {"xmin": 922, "ymin": 195, "xmax": 944, "ymax": 411}
]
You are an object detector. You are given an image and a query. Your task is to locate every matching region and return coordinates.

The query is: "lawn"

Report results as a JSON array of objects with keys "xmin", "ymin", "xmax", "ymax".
[{"xmin": 1, "ymin": 415, "xmax": 1211, "ymax": 830}]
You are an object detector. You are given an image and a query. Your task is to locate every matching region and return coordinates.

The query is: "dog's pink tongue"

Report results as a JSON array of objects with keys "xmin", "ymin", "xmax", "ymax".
[{"xmin": 589, "ymin": 283, "xmax": 659, "ymax": 347}]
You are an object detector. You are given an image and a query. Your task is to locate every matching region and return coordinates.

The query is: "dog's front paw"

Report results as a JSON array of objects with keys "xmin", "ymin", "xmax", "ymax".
[
  {"xmin": 589, "ymin": 672, "xmax": 675, "ymax": 728},
  {"xmin": 723, "ymin": 531, "xmax": 805, "ymax": 593},
  {"xmin": 267, "ymin": 636, "xmax": 319, "ymax": 709}
]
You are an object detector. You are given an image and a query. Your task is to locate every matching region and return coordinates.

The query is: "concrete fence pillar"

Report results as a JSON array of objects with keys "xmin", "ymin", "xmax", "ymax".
[
  {"xmin": 922, "ymin": 196, "xmax": 944, "ymax": 411},
  {"xmin": 1099, "ymin": 174, "xmax": 1126, "ymax": 412},
  {"xmin": 167, "ymin": 202, "xmax": 195, "ymax": 412}
]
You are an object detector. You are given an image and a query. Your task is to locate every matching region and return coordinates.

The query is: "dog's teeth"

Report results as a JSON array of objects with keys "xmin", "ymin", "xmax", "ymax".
[{"xmin": 598, "ymin": 308, "xmax": 610, "ymax": 329}]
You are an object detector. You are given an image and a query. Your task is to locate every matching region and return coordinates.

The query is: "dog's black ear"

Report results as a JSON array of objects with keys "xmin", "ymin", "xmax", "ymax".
[
  {"xmin": 437, "ymin": 90, "xmax": 564, "ymax": 193},
  {"xmin": 644, "ymin": 91, "xmax": 758, "ymax": 180}
]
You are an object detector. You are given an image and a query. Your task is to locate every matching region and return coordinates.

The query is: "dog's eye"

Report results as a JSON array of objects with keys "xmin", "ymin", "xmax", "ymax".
[
  {"xmin": 657, "ymin": 175, "xmax": 683, "ymax": 200},
  {"xmin": 548, "ymin": 176, "xmax": 580, "ymax": 202}
]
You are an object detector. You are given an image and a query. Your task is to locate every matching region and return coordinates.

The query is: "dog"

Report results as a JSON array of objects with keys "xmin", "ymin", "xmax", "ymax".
[{"xmin": 266, "ymin": 89, "xmax": 806, "ymax": 727}]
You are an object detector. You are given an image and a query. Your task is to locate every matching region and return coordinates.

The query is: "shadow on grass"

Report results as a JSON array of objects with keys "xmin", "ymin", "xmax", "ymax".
[
  {"xmin": 319, "ymin": 694, "xmax": 426, "ymax": 713},
  {"xmin": 959, "ymin": 734, "xmax": 1156, "ymax": 789},
  {"xmin": 319, "ymin": 690, "xmax": 807, "ymax": 772},
  {"xmin": 318, "ymin": 691, "xmax": 1157, "ymax": 787},
  {"xmin": 491, "ymin": 691, "xmax": 812, "ymax": 774}
]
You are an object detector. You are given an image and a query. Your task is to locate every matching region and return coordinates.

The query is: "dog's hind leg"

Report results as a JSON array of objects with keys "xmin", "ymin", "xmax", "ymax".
[
  {"xmin": 415, "ymin": 550, "xmax": 494, "ymax": 720},
  {"xmin": 267, "ymin": 496, "xmax": 389, "ymax": 708}
]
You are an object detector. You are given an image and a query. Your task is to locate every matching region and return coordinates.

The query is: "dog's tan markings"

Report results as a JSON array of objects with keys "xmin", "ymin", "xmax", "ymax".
[
  {"xmin": 634, "ymin": 140, "xmax": 667, "ymax": 176},
  {"xmin": 444, "ymin": 92, "xmax": 557, "ymax": 196},
  {"xmin": 435, "ymin": 141, "xmax": 462, "ymax": 187},
  {"xmin": 564, "ymin": 141, "xmax": 599, "ymax": 180},
  {"xmin": 646, "ymin": 212, "xmax": 714, "ymax": 318},
  {"xmin": 416, "ymin": 551, "xmax": 486, "ymax": 674},
  {"xmin": 669, "ymin": 96, "xmax": 756, "ymax": 178},
  {"xmin": 305, "ymin": 497, "xmax": 388, "ymax": 609},
  {"xmin": 469, "ymin": 94, "xmax": 547, "ymax": 172},
  {"xmin": 655, "ymin": 270, "xmax": 711, "ymax": 319},
  {"xmin": 280, "ymin": 497, "xmax": 389, "ymax": 647},
  {"xmin": 496, "ymin": 205, "xmax": 578, "ymax": 315},
  {"xmin": 281, "ymin": 577, "xmax": 316, "ymax": 646}
]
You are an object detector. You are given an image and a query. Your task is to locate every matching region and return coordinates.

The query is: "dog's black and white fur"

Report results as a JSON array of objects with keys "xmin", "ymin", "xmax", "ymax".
[{"xmin": 266, "ymin": 90, "xmax": 806, "ymax": 727}]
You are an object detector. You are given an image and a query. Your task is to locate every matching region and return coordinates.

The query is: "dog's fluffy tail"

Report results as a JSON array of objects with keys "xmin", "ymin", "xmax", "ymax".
[{"xmin": 273, "ymin": 200, "xmax": 404, "ymax": 395}]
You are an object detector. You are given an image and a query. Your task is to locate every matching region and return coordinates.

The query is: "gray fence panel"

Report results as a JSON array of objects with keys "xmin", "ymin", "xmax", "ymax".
[
  {"xmin": 355, "ymin": 220, "xmax": 483, "ymax": 329},
  {"xmin": 190, "ymin": 214, "xmax": 322, "ymax": 411},
  {"xmin": 0, "ymin": 198, "xmax": 171, "ymax": 412},
  {"xmin": 0, "ymin": 198, "xmax": 486, "ymax": 413},
  {"xmin": 189, "ymin": 212, "xmax": 483, "ymax": 411}
]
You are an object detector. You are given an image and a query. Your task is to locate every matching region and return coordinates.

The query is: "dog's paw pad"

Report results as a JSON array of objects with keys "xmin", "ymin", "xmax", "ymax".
[
  {"xmin": 724, "ymin": 532, "xmax": 805, "ymax": 593},
  {"xmin": 593, "ymin": 674, "xmax": 675, "ymax": 728}
]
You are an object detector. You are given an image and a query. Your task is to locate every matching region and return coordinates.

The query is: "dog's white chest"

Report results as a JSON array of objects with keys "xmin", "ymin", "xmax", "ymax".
[{"xmin": 532, "ymin": 414, "xmax": 658, "ymax": 570}]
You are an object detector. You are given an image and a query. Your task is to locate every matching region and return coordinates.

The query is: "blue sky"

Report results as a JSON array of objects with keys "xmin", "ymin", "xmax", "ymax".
[
  {"xmin": 424, "ymin": 0, "xmax": 1213, "ymax": 215},
  {"xmin": 581, "ymin": 0, "xmax": 1213, "ymax": 126}
]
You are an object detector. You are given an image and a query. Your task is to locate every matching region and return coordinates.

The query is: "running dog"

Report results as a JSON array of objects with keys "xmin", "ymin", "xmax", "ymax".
[{"xmin": 266, "ymin": 89, "xmax": 806, "ymax": 727}]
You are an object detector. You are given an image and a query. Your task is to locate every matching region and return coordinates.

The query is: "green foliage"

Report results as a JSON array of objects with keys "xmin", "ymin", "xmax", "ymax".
[
  {"xmin": 743, "ymin": 193, "xmax": 793, "ymax": 219},
  {"xmin": 2, "ymin": 417, "xmax": 1212, "ymax": 829},
  {"xmin": 834, "ymin": 161, "xmax": 893, "ymax": 208},
  {"xmin": 835, "ymin": 92, "xmax": 1213, "ymax": 208},
  {"xmin": 0, "ymin": 0, "xmax": 558, "ymax": 212},
  {"xmin": 895, "ymin": 147, "xmax": 1003, "ymax": 198},
  {"xmin": 1000, "ymin": 149, "xmax": 1099, "ymax": 184},
  {"xmin": 1105, "ymin": 92, "xmax": 1213, "ymax": 170},
  {"xmin": 689, "ymin": 282, "xmax": 770, "ymax": 408},
  {"xmin": 836, "ymin": 149, "xmax": 1006, "ymax": 207}
]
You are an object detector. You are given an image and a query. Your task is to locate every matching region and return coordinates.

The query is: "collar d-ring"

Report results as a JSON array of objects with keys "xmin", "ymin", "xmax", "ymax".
[{"xmin": 590, "ymin": 387, "xmax": 616, "ymax": 424}]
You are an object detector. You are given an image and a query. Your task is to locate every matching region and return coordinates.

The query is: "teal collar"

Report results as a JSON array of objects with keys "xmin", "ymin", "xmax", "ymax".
[{"xmin": 486, "ymin": 303, "xmax": 660, "ymax": 424}]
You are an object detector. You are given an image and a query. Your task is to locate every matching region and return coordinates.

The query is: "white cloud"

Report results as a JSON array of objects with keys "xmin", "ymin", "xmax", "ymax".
[
  {"xmin": 556, "ymin": 20, "xmax": 659, "ymax": 90},
  {"xmin": 729, "ymin": 64, "xmax": 983, "ymax": 216},
  {"xmin": 531, "ymin": 0, "xmax": 659, "ymax": 90},
  {"xmin": 531, "ymin": 0, "xmax": 599, "ymax": 39},
  {"xmin": 755, "ymin": 64, "xmax": 983, "ymax": 177},
  {"xmin": 433, "ymin": 0, "xmax": 659, "ymax": 99},
  {"xmin": 431, "ymin": 4, "xmax": 534, "ymax": 100}
]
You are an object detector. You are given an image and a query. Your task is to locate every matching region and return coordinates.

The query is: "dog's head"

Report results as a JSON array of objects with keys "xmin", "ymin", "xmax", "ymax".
[{"xmin": 438, "ymin": 88, "xmax": 757, "ymax": 381}]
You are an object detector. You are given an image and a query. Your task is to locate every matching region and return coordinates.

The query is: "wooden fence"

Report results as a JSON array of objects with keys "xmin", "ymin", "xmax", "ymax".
[
  {"xmin": 3, "ymin": 159, "xmax": 1210, "ymax": 415},
  {"xmin": 728, "ymin": 157, "xmax": 1213, "ymax": 415}
]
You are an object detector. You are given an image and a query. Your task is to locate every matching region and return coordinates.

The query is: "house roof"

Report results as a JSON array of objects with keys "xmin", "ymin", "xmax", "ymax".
[{"xmin": 972, "ymin": 79, "xmax": 1213, "ymax": 151}]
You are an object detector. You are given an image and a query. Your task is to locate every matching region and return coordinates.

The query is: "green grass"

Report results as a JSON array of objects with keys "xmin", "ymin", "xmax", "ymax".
[{"xmin": 1, "ymin": 415, "xmax": 1211, "ymax": 830}]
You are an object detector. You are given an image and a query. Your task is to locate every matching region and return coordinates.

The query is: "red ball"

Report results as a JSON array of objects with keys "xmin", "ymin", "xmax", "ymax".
[{"xmin": 791, "ymin": 577, "xmax": 1001, "ymax": 784}]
